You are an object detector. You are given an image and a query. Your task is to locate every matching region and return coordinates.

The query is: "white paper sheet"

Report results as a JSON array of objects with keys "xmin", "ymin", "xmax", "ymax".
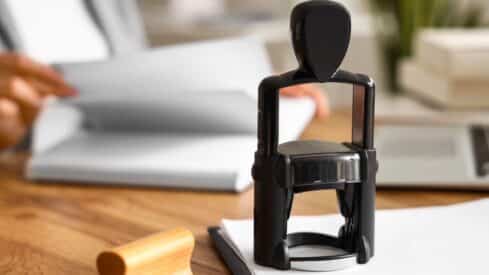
[
  {"xmin": 222, "ymin": 199, "xmax": 489, "ymax": 274},
  {"xmin": 58, "ymin": 37, "xmax": 271, "ymax": 101},
  {"xmin": 56, "ymin": 37, "xmax": 311, "ymax": 135}
]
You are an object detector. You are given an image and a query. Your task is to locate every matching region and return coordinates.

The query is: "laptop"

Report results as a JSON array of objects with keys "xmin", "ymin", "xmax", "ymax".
[{"xmin": 376, "ymin": 124, "xmax": 489, "ymax": 190}]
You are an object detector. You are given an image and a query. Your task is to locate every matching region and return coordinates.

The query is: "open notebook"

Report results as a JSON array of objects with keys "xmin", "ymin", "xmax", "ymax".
[
  {"xmin": 26, "ymin": 37, "xmax": 315, "ymax": 191},
  {"xmin": 210, "ymin": 199, "xmax": 489, "ymax": 274}
]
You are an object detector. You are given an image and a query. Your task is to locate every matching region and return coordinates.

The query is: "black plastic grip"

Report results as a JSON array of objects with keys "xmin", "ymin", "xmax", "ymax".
[{"xmin": 254, "ymin": 68, "xmax": 376, "ymax": 269}]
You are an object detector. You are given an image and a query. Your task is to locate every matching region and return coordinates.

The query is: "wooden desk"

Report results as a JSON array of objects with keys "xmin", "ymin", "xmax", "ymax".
[{"xmin": 1, "ymin": 113, "xmax": 487, "ymax": 275}]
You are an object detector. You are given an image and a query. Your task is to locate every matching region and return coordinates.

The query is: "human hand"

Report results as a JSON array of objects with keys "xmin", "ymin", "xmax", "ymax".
[
  {"xmin": 280, "ymin": 84, "xmax": 329, "ymax": 118},
  {"xmin": 0, "ymin": 53, "xmax": 76, "ymax": 150}
]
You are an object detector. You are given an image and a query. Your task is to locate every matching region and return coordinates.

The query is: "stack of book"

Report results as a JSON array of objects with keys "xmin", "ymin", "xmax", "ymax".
[{"xmin": 400, "ymin": 29, "xmax": 489, "ymax": 109}]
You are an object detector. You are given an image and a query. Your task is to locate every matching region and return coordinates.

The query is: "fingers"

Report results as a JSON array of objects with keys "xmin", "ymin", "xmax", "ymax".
[
  {"xmin": 0, "ymin": 53, "xmax": 76, "ymax": 96},
  {"xmin": 25, "ymin": 76, "xmax": 76, "ymax": 97},
  {"xmin": 0, "ymin": 53, "xmax": 63, "ymax": 84},
  {"xmin": 0, "ymin": 98, "xmax": 27, "ymax": 150},
  {"xmin": 0, "ymin": 76, "xmax": 43, "ymax": 125},
  {"xmin": 280, "ymin": 85, "xmax": 305, "ymax": 97},
  {"xmin": 280, "ymin": 84, "xmax": 330, "ymax": 118},
  {"xmin": 0, "ymin": 73, "xmax": 74, "ymax": 139},
  {"xmin": 24, "ymin": 77, "xmax": 54, "ymax": 97}
]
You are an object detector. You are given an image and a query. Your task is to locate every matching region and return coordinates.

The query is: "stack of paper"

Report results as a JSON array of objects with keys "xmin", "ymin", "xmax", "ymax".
[
  {"xmin": 216, "ymin": 199, "xmax": 489, "ymax": 274},
  {"xmin": 400, "ymin": 29, "xmax": 489, "ymax": 109}
]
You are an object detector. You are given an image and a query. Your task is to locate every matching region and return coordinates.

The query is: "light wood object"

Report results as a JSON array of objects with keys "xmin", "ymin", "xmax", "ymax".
[
  {"xmin": 0, "ymin": 113, "xmax": 488, "ymax": 274},
  {"xmin": 97, "ymin": 228, "xmax": 194, "ymax": 275}
]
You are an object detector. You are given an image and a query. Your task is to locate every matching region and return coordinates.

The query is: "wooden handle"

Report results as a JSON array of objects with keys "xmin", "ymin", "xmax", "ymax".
[{"xmin": 97, "ymin": 228, "xmax": 194, "ymax": 275}]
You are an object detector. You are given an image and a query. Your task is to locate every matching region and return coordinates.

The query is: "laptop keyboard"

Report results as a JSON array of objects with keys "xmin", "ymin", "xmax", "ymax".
[{"xmin": 471, "ymin": 125, "xmax": 489, "ymax": 177}]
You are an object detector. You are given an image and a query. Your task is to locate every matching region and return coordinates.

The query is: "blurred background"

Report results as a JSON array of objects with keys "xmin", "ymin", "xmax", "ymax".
[
  {"xmin": 2, "ymin": 0, "xmax": 489, "ymax": 189},
  {"xmin": 2, "ymin": 3, "xmax": 489, "ymax": 273},
  {"xmin": 136, "ymin": 0, "xmax": 489, "ymax": 188},
  {"xmin": 138, "ymin": 0, "xmax": 489, "ymax": 107}
]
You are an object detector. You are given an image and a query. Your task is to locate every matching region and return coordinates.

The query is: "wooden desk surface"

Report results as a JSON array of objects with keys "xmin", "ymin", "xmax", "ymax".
[{"xmin": 1, "ymin": 113, "xmax": 488, "ymax": 275}]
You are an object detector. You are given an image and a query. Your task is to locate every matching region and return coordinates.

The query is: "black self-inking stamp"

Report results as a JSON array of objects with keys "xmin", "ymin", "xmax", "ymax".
[{"xmin": 252, "ymin": 0, "xmax": 377, "ymax": 271}]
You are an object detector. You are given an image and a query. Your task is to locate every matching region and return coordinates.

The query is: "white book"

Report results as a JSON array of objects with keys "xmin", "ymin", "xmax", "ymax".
[
  {"xmin": 26, "ymin": 37, "xmax": 315, "ymax": 192},
  {"xmin": 214, "ymin": 199, "xmax": 489, "ymax": 274},
  {"xmin": 415, "ymin": 29, "xmax": 489, "ymax": 81},
  {"xmin": 399, "ymin": 59, "xmax": 489, "ymax": 109}
]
